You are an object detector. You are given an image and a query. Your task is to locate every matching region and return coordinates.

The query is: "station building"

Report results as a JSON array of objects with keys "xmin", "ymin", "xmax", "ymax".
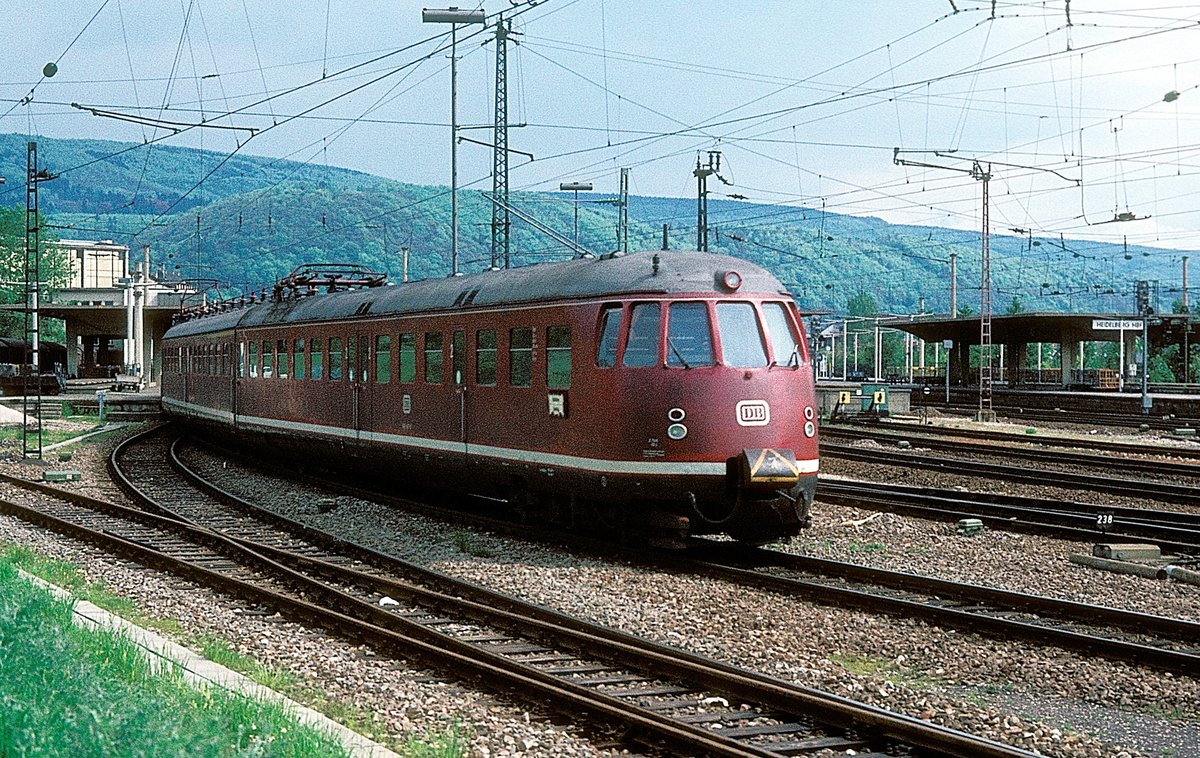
[{"xmin": 11, "ymin": 240, "xmax": 197, "ymax": 385}]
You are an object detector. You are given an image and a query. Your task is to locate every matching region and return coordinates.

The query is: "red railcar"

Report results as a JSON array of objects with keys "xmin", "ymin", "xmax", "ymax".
[{"xmin": 161, "ymin": 250, "xmax": 819, "ymax": 543}]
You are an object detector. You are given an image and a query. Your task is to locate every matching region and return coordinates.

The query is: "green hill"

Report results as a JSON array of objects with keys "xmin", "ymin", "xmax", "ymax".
[{"xmin": 3, "ymin": 133, "xmax": 1193, "ymax": 315}]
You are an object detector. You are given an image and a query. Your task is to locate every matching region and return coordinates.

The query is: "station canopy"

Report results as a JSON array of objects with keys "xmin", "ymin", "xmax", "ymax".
[{"xmin": 881, "ymin": 312, "xmax": 1194, "ymax": 346}]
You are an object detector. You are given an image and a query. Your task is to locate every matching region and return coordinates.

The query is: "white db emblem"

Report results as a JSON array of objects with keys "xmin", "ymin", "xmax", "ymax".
[{"xmin": 736, "ymin": 400, "xmax": 770, "ymax": 426}]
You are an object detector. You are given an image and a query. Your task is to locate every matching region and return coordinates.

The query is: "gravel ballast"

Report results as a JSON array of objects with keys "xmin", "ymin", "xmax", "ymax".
[{"xmin": 3, "ymin": 425, "xmax": 1199, "ymax": 757}]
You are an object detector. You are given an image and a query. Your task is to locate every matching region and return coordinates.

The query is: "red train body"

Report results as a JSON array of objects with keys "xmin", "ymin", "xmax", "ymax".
[{"xmin": 160, "ymin": 250, "xmax": 819, "ymax": 543}]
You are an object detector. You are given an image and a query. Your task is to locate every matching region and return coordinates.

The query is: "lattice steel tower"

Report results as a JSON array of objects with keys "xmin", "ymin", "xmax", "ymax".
[{"xmin": 490, "ymin": 18, "xmax": 513, "ymax": 269}]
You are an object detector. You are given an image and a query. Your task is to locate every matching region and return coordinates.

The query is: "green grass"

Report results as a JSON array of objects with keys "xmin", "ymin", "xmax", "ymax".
[
  {"xmin": 830, "ymin": 652, "xmax": 944, "ymax": 690},
  {"xmin": 0, "ymin": 557, "xmax": 351, "ymax": 758},
  {"xmin": 847, "ymin": 541, "xmax": 887, "ymax": 555},
  {"xmin": 402, "ymin": 722, "xmax": 470, "ymax": 758},
  {"xmin": 0, "ymin": 414, "xmax": 117, "ymax": 450},
  {"xmin": 3, "ymin": 540, "xmax": 476, "ymax": 757},
  {"xmin": 451, "ymin": 530, "xmax": 494, "ymax": 558}
]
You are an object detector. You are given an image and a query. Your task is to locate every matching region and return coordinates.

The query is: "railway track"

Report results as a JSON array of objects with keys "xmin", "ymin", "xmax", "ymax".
[
  {"xmin": 824, "ymin": 424, "xmax": 1200, "ymax": 477},
  {"xmin": 674, "ymin": 544, "xmax": 1200, "ymax": 678},
  {"xmin": 168, "ymin": 431, "xmax": 1200, "ymax": 678},
  {"xmin": 818, "ymin": 479, "xmax": 1200, "ymax": 554},
  {"xmin": 822, "ymin": 440, "xmax": 1200, "ymax": 506},
  {"xmin": 171, "ymin": 429, "xmax": 1200, "ymax": 671},
  {"xmin": 913, "ymin": 402, "xmax": 1200, "ymax": 431},
  {"xmin": 0, "ymin": 424, "xmax": 1035, "ymax": 758}
]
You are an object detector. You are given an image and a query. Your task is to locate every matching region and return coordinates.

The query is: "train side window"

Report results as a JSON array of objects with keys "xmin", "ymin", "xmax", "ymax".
[
  {"xmin": 547, "ymin": 326, "xmax": 571, "ymax": 388},
  {"xmin": 622, "ymin": 303, "xmax": 660, "ymax": 367},
  {"xmin": 509, "ymin": 327, "xmax": 532, "ymax": 387},
  {"xmin": 595, "ymin": 307, "xmax": 621, "ymax": 367},
  {"xmin": 262, "ymin": 340, "xmax": 274, "ymax": 378},
  {"xmin": 358, "ymin": 335, "xmax": 369, "ymax": 382},
  {"xmin": 452, "ymin": 330, "xmax": 465, "ymax": 385},
  {"xmin": 375, "ymin": 335, "xmax": 391, "ymax": 383},
  {"xmin": 424, "ymin": 333, "xmax": 443, "ymax": 384},
  {"xmin": 667, "ymin": 302, "xmax": 715, "ymax": 367},
  {"xmin": 762, "ymin": 302, "xmax": 801, "ymax": 366},
  {"xmin": 294, "ymin": 338, "xmax": 306, "ymax": 380},
  {"xmin": 277, "ymin": 339, "xmax": 290, "ymax": 379},
  {"xmin": 347, "ymin": 337, "xmax": 358, "ymax": 382},
  {"xmin": 238, "ymin": 342, "xmax": 245, "ymax": 379},
  {"xmin": 399, "ymin": 333, "xmax": 416, "ymax": 383},
  {"xmin": 248, "ymin": 341, "xmax": 259, "ymax": 378},
  {"xmin": 311, "ymin": 338, "xmax": 324, "ymax": 379},
  {"xmin": 475, "ymin": 329, "xmax": 496, "ymax": 385},
  {"xmin": 716, "ymin": 302, "xmax": 768, "ymax": 368},
  {"xmin": 329, "ymin": 337, "xmax": 343, "ymax": 380}
]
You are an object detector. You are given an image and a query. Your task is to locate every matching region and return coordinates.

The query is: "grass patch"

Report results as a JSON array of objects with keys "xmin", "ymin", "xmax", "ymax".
[
  {"xmin": 1, "ymin": 542, "xmax": 141, "ymax": 619},
  {"xmin": 0, "ymin": 557, "xmax": 350, "ymax": 757},
  {"xmin": 451, "ymin": 530, "xmax": 494, "ymax": 558},
  {"xmin": 847, "ymin": 541, "xmax": 887, "ymax": 555},
  {"xmin": 830, "ymin": 652, "xmax": 944, "ymax": 689},
  {"xmin": 2, "ymin": 540, "xmax": 467, "ymax": 755},
  {"xmin": 402, "ymin": 722, "xmax": 470, "ymax": 758}
]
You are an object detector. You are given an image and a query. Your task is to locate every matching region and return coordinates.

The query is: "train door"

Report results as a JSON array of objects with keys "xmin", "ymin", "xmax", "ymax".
[
  {"xmin": 451, "ymin": 328, "xmax": 467, "ymax": 455},
  {"xmin": 351, "ymin": 333, "xmax": 370, "ymax": 437}
]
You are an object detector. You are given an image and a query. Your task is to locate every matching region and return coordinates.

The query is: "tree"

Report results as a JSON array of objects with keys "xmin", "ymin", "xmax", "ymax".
[
  {"xmin": 1006, "ymin": 296, "xmax": 1025, "ymax": 315},
  {"xmin": 0, "ymin": 206, "xmax": 66, "ymax": 341}
]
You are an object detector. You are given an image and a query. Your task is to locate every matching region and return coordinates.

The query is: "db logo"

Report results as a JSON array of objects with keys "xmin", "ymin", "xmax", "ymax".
[{"xmin": 736, "ymin": 400, "xmax": 770, "ymax": 426}]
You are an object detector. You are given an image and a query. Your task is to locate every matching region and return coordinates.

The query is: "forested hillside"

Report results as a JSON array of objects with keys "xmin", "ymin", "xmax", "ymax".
[{"xmin": 3, "ymin": 134, "xmax": 1193, "ymax": 316}]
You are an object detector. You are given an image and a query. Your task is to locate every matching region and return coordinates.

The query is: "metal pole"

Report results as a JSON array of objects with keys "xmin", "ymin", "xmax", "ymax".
[
  {"xmin": 949, "ymin": 252, "xmax": 958, "ymax": 317},
  {"xmin": 423, "ymin": 8, "xmax": 485, "ymax": 276},
  {"xmin": 1142, "ymin": 319, "xmax": 1151, "ymax": 415},
  {"xmin": 450, "ymin": 21, "xmax": 460, "ymax": 277},
  {"xmin": 841, "ymin": 319, "xmax": 848, "ymax": 379}
]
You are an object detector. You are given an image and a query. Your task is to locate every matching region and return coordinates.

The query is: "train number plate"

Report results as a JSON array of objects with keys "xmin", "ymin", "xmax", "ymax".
[{"xmin": 736, "ymin": 400, "xmax": 770, "ymax": 426}]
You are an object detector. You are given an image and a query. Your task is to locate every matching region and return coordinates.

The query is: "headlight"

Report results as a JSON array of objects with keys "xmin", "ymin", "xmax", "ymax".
[
  {"xmin": 804, "ymin": 421, "xmax": 816, "ymax": 437},
  {"xmin": 667, "ymin": 423, "xmax": 688, "ymax": 440}
]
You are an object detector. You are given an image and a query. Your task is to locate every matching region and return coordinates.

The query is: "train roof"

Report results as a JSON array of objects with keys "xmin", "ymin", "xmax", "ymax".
[{"xmin": 165, "ymin": 249, "xmax": 793, "ymax": 338}]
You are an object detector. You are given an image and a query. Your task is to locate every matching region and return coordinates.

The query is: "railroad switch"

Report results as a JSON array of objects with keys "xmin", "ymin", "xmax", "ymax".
[
  {"xmin": 955, "ymin": 518, "xmax": 985, "ymax": 536},
  {"xmin": 43, "ymin": 470, "xmax": 82, "ymax": 482}
]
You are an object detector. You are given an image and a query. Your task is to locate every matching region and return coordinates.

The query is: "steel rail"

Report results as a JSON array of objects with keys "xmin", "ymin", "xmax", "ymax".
[
  {"xmin": 44, "ymin": 423, "xmax": 1030, "ymax": 758},
  {"xmin": 912, "ymin": 402, "xmax": 1200, "ymax": 431},
  {"xmin": 818, "ymin": 480, "xmax": 1200, "ymax": 554},
  {"xmin": 671, "ymin": 544, "xmax": 1200, "ymax": 676},
  {"xmin": 823, "ymin": 441, "xmax": 1200, "ymax": 507},
  {"xmin": 166, "ymin": 431, "xmax": 1200, "ymax": 674},
  {"xmin": 823, "ymin": 425, "xmax": 1200, "ymax": 476},
  {"xmin": 829, "ymin": 419, "xmax": 1200, "ymax": 458}
]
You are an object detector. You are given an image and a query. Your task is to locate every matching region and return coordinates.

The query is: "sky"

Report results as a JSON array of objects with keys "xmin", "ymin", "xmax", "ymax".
[{"xmin": 2, "ymin": 0, "xmax": 1198, "ymax": 253}]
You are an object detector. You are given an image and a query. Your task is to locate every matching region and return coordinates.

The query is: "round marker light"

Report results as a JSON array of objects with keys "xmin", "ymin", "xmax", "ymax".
[
  {"xmin": 804, "ymin": 421, "xmax": 816, "ymax": 438},
  {"xmin": 804, "ymin": 406, "xmax": 815, "ymax": 421},
  {"xmin": 667, "ymin": 423, "xmax": 688, "ymax": 440},
  {"xmin": 722, "ymin": 270, "xmax": 742, "ymax": 291},
  {"xmin": 668, "ymin": 407, "xmax": 686, "ymax": 422}
]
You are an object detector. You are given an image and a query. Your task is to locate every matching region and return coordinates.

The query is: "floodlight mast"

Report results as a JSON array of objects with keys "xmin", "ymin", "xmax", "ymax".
[
  {"xmin": 423, "ymin": 7, "xmax": 487, "ymax": 277},
  {"xmin": 560, "ymin": 181, "xmax": 593, "ymax": 254}
]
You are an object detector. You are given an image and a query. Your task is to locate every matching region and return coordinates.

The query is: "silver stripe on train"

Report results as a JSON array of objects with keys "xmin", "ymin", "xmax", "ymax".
[{"xmin": 163, "ymin": 397, "xmax": 820, "ymax": 477}]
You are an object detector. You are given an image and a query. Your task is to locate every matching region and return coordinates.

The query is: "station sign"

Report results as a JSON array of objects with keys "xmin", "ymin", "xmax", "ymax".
[{"xmin": 1092, "ymin": 319, "xmax": 1144, "ymax": 331}]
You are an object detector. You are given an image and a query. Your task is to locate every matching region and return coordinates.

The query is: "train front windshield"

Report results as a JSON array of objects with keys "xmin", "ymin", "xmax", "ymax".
[{"xmin": 604, "ymin": 300, "xmax": 804, "ymax": 368}]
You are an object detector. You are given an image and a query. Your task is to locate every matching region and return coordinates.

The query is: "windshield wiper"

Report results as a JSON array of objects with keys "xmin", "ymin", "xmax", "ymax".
[{"xmin": 667, "ymin": 338, "xmax": 691, "ymax": 369}]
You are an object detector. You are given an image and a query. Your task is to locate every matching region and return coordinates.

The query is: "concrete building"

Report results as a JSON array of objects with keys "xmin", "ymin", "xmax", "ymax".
[{"xmin": 20, "ymin": 240, "xmax": 197, "ymax": 385}]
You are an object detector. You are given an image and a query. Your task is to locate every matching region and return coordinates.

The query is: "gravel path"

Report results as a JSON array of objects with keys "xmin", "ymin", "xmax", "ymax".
[{"xmin": 3, "ymin": 424, "xmax": 1199, "ymax": 756}]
